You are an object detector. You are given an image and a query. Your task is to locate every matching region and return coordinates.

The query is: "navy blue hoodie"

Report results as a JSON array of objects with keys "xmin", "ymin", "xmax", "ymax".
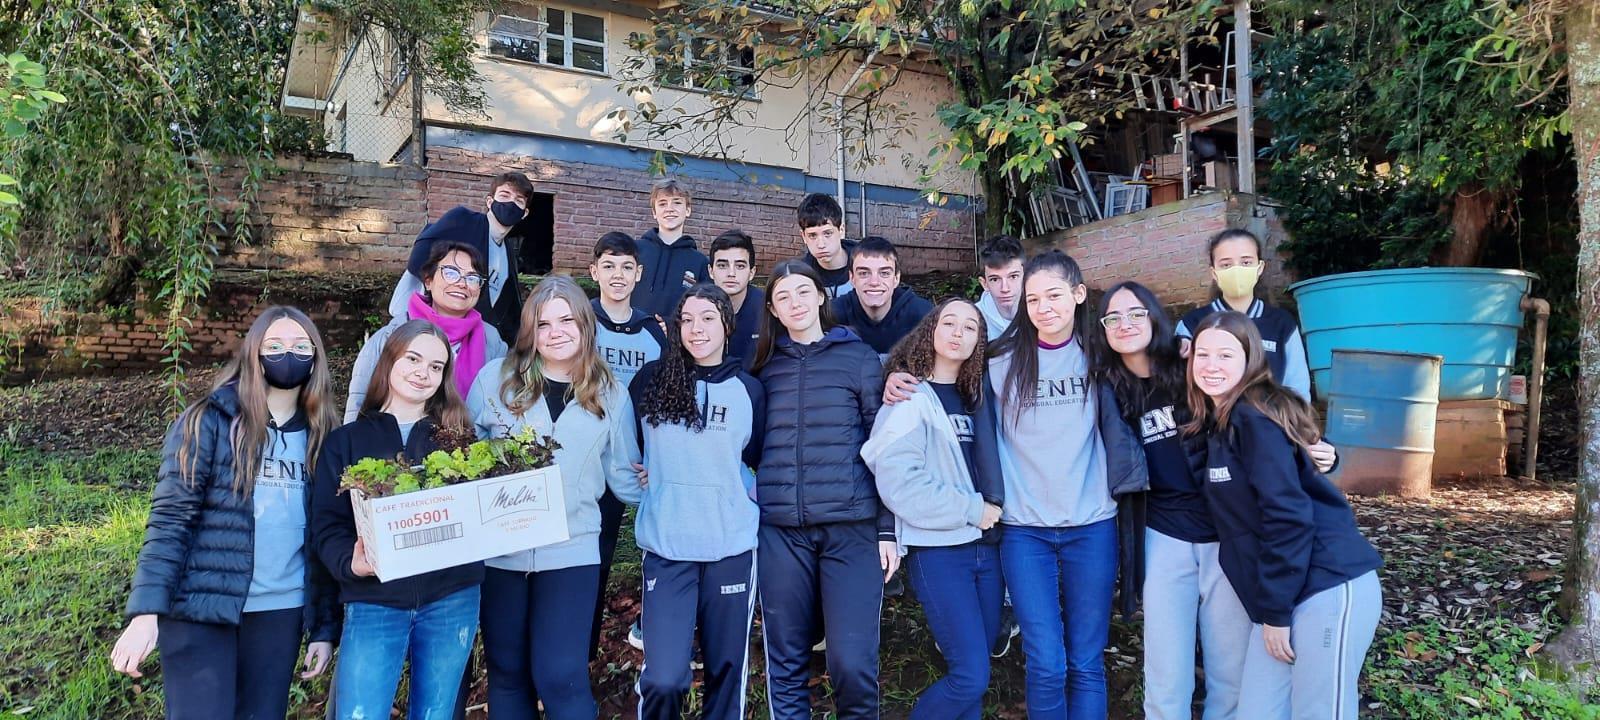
[
  {"xmin": 832, "ymin": 286, "xmax": 933, "ymax": 359},
  {"xmin": 633, "ymin": 228, "xmax": 709, "ymax": 320},
  {"xmin": 1203, "ymin": 403, "xmax": 1382, "ymax": 626}
]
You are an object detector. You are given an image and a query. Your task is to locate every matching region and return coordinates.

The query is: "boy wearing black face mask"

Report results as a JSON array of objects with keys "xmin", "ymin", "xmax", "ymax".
[{"xmin": 388, "ymin": 172, "xmax": 536, "ymax": 343}]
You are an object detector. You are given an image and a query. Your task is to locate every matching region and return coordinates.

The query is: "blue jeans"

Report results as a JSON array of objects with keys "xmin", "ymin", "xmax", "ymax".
[
  {"xmin": 907, "ymin": 542, "xmax": 1004, "ymax": 720},
  {"xmin": 1000, "ymin": 520, "xmax": 1117, "ymax": 720},
  {"xmin": 334, "ymin": 585, "xmax": 481, "ymax": 720}
]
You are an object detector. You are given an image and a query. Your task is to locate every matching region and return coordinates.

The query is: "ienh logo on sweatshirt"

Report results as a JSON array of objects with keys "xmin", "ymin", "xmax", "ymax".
[
  {"xmin": 1032, "ymin": 375, "xmax": 1091, "ymax": 407},
  {"xmin": 1208, "ymin": 467, "xmax": 1233, "ymax": 483}
]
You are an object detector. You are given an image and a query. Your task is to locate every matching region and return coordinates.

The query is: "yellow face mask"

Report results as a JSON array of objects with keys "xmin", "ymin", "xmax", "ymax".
[{"xmin": 1214, "ymin": 264, "xmax": 1261, "ymax": 299}]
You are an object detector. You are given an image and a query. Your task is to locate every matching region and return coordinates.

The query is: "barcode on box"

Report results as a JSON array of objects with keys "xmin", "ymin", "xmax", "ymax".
[{"xmin": 394, "ymin": 523, "xmax": 464, "ymax": 550}]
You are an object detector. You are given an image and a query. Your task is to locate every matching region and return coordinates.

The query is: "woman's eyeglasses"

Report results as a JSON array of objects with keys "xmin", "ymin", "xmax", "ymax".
[
  {"xmin": 439, "ymin": 265, "xmax": 487, "ymax": 288},
  {"xmin": 1099, "ymin": 308, "xmax": 1150, "ymax": 329}
]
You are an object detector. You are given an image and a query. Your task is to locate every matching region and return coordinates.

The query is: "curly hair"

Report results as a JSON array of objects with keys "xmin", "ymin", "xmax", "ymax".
[
  {"xmin": 884, "ymin": 298, "xmax": 988, "ymax": 409},
  {"xmin": 639, "ymin": 284, "xmax": 736, "ymax": 430}
]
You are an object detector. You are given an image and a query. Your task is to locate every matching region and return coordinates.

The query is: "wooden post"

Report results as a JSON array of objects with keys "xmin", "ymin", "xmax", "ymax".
[{"xmin": 1233, "ymin": 0, "xmax": 1255, "ymax": 194}]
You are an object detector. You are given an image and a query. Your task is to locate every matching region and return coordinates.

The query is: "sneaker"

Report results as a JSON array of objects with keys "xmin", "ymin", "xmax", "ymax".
[
  {"xmin": 628, "ymin": 621, "xmax": 645, "ymax": 651},
  {"xmin": 991, "ymin": 607, "xmax": 1020, "ymax": 658}
]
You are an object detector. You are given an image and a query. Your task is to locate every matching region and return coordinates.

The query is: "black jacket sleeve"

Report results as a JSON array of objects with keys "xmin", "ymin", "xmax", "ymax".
[
  {"xmin": 309, "ymin": 433, "xmax": 362, "ymax": 587},
  {"xmin": 1237, "ymin": 411, "xmax": 1316, "ymax": 627},
  {"xmin": 628, "ymin": 361, "xmax": 657, "ymax": 455},
  {"xmin": 126, "ymin": 411, "xmax": 216, "ymax": 618},
  {"xmin": 854, "ymin": 350, "xmax": 894, "ymax": 540}
]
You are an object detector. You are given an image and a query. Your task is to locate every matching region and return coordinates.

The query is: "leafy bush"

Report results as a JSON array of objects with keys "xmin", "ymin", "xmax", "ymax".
[{"xmin": 337, "ymin": 426, "xmax": 559, "ymax": 498}]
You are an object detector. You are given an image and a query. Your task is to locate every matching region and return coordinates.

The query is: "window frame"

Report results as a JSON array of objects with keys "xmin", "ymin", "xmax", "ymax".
[
  {"xmin": 483, "ymin": 4, "xmax": 608, "ymax": 75},
  {"xmin": 666, "ymin": 37, "xmax": 758, "ymax": 100}
]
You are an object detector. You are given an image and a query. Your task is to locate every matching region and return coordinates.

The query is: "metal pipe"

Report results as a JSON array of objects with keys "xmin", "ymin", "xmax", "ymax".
[
  {"xmin": 836, "ymin": 49, "xmax": 879, "ymax": 233},
  {"xmin": 1233, "ymin": 0, "xmax": 1255, "ymax": 193},
  {"xmin": 1520, "ymin": 296, "xmax": 1550, "ymax": 481}
]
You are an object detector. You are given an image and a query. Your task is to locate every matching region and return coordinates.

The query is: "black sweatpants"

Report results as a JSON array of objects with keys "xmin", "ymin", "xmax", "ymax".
[
  {"xmin": 637, "ymin": 550, "xmax": 757, "ymax": 720},
  {"xmin": 592, "ymin": 487, "xmax": 626, "ymax": 661},
  {"xmin": 481, "ymin": 564, "xmax": 601, "ymax": 720},
  {"xmin": 157, "ymin": 607, "xmax": 303, "ymax": 720},
  {"xmin": 758, "ymin": 520, "xmax": 883, "ymax": 720}
]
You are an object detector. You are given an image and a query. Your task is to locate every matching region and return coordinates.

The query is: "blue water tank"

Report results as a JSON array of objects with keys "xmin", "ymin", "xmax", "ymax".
[
  {"xmin": 1324, "ymin": 350, "xmax": 1442, "ymax": 497},
  {"xmin": 1288, "ymin": 268, "xmax": 1534, "ymax": 401}
]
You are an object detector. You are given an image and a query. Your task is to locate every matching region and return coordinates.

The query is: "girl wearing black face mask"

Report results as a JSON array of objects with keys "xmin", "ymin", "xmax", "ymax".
[{"xmin": 111, "ymin": 306, "xmax": 343, "ymax": 720}]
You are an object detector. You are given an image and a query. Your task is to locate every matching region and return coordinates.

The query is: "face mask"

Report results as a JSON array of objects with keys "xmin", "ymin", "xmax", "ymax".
[
  {"xmin": 261, "ymin": 352, "xmax": 315, "ymax": 389},
  {"xmin": 1214, "ymin": 264, "xmax": 1261, "ymax": 299},
  {"xmin": 490, "ymin": 200, "xmax": 525, "ymax": 228}
]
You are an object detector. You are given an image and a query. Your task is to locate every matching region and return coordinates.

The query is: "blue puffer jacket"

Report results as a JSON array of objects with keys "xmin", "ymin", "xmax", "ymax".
[
  {"xmin": 125, "ymin": 384, "xmax": 340, "ymax": 642},
  {"xmin": 755, "ymin": 327, "xmax": 892, "ymax": 537}
]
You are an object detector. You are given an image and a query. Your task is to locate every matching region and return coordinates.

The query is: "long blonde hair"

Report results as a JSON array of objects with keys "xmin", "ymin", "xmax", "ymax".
[
  {"xmin": 175, "ymin": 306, "xmax": 339, "ymax": 495},
  {"xmin": 499, "ymin": 275, "xmax": 616, "ymax": 418},
  {"xmin": 1182, "ymin": 311, "xmax": 1320, "ymax": 446}
]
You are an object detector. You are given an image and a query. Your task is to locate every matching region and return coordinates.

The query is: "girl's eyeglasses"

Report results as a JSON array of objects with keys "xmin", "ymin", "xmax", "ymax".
[
  {"xmin": 1099, "ymin": 308, "xmax": 1150, "ymax": 329},
  {"xmin": 262, "ymin": 341, "xmax": 316, "ymax": 357}
]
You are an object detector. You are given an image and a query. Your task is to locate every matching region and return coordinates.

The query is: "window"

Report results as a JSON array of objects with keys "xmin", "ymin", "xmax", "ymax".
[
  {"xmin": 384, "ymin": 33, "xmax": 410, "ymax": 97},
  {"xmin": 666, "ymin": 38, "xmax": 757, "ymax": 98},
  {"xmin": 487, "ymin": 6, "xmax": 606, "ymax": 73},
  {"xmin": 486, "ymin": 14, "xmax": 546, "ymax": 64}
]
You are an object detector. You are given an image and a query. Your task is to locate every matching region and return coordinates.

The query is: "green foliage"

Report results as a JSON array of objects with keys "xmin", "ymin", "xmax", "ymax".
[
  {"xmin": 0, "ymin": 52, "xmax": 65, "ymax": 212},
  {"xmin": 339, "ymin": 427, "xmax": 561, "ymax": 498},
  {"xmin": 1364, "ymin": 618, "xmax": 1600, "ymax": 719},
  {"xmin": 616, "ymin": 0, "xmax": 1220, "ymax": 236},
  {"xmin": 314, "ymin": 0, "xmax": 493, "ymax": 118},
  {"xmin": 0, "ymin": 1, "xmax": 309, "ymax": 399},
  {"xmin": 1256, "ymin": 0, "xmax": 1567, "ymax": 278}
]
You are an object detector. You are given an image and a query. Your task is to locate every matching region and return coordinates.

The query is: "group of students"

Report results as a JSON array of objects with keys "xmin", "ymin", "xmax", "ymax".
[{"xmin": 109, "ymin": 173, "xmax": 1384, "ymax": 720}]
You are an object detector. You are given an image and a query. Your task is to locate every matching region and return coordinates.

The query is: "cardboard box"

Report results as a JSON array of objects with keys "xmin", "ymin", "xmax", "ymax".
[
  {"xmin": 1151, "ymin": 153, "xmax": 1185, "ymax": 179},
  {"xmin": 349, "ymin": 466, "xmax": 569, "ymax": 581}
]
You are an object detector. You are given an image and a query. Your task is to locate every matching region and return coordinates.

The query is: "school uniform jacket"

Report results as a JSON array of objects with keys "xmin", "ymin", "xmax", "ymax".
[
  {"xmin": 592, "ymin": 297, "xmax": 667, "ymax": 390},
  {"xmin": 755, "ymin": 326, "xmax": 892, "ymax": 538},
  {"xmin": 1203, "ymin": 404, "xmax": 1382, "ymax": 627},
  {"xmin": 1178, "ymin": 298, "xmax": 1312, "ymax": 401},
  {"xmin": 832, "ymin": 286, "xmax": 934, "ymax": 358},
  {"xmin": 126, "ymin": 384, "xmax": 340, "ymax": 641},
  {"xmin": 629, "ymin": 358, "xmax": 766, "ymax": 562}
]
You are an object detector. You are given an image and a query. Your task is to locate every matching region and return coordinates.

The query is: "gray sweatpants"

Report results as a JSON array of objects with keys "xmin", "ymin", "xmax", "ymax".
[
  {"xmin": 1238, "ymin": 570, "xmax": 1382, "ymax": 720},
  {"xmin": 1142, "ymin": 528, "xmax": 1253, "ymax": 720}
]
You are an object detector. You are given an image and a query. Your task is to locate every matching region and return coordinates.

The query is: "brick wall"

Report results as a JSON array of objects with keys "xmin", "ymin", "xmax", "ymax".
[
  {"xmin": 216, "ymin": 157, "xmax": 429, "ymax": 270},
  {"xmin": 1030, "ymin": 191, "xmax": 1294, "ymax": 309},
  {"xmin": 2, "ymin": 270, "xmax": 392, "ymax": 383},
  {"xmin": 425, "ymin": 146, "xmax": 979, "ymax": 275}
]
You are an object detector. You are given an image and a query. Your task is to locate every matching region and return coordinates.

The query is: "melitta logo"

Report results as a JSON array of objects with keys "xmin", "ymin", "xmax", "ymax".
[
  {"xmin": 1208, "ymin": 466, "xmax": 1233, "ymax": 483},
  {"xmin": 479, "ymin": 473, "xmax": 553, "ymax": 521}
]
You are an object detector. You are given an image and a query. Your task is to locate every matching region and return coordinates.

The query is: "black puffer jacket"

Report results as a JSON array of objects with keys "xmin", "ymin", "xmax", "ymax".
[
  {"xmin": 125, "ymin": 385, "xmax": 340, "ymax": 642},
  {"xmin": 755, "ymin": 327, "xmax": 891, "ymax": 537}
]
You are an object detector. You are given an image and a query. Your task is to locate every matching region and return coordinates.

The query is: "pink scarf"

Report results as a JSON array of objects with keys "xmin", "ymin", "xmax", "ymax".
[{"xmin": 408, "ymin": 292, "xmax": 488, "ymax": 398}]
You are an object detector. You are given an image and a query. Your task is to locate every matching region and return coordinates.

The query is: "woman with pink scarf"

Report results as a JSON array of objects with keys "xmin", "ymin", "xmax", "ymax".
[{"xmin": 344, "ymin": 241, "xmax": 509, "ymax": 422}]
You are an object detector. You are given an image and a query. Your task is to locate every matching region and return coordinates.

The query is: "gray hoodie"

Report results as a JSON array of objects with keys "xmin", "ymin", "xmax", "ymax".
[
  {"xmin": 466, "ymin": 358, "xmax": 642, "ymax": 572},
  {"xmin": 863, "ymin": 382, "xmax": 988, "ymax": 555},
  {"xmin": 975, "ymin": 291, "xmax": 1014, "ymax": 342}
]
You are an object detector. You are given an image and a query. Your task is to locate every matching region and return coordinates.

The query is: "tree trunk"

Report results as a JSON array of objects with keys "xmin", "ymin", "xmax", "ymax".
[
  {"xmin": 1434, "ymin": 183, "xmax": 1507, "ymax": 266},
  {"xmin": 1546, "ymin": 0, "xmax": 1600, "ymax": 682}
]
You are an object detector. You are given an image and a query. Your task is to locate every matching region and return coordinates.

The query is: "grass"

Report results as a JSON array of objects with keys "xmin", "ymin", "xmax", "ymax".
[{"xmin": 3, "ymin": 438, "xmax": 1598, "ymax": 719}]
